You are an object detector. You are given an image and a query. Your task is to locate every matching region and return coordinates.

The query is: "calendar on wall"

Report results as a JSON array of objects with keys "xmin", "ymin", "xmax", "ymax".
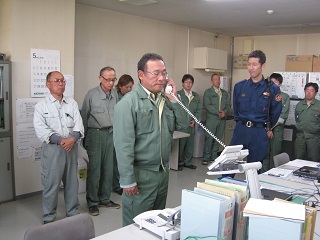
[{"xmin": 31, "ymin": 49, "xmax": 60, "ymax": 97}]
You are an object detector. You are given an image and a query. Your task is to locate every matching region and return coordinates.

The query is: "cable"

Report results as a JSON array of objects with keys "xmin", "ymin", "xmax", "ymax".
[{"xmin": 169, "ymin": 92, "xmax": 226, "ymax": 148}]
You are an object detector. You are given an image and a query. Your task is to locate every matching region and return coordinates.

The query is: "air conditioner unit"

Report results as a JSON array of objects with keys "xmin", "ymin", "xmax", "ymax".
[{"xmin": 193, "ymin": 47, "xmax": 227, "ymax": 72}]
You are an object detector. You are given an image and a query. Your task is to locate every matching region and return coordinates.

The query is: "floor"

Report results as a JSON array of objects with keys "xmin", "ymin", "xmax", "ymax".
[{"xmin": 0, "ymin": 158, "xmax": 245, "ymax": 239}]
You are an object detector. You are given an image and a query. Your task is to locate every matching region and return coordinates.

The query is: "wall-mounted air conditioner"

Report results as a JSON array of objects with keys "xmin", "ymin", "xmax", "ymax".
[{"xmin": 193, "ymin": 47, "xmax": 227, "ymax": 72}]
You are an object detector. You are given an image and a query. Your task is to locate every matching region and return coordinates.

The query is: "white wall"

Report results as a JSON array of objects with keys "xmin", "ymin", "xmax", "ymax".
[
  {"xmin": 232, "ymin": 34, "xmax": 320, "ymax": 91},
  {"xmin": 2, "ymin": 1, "xmax": 320, "ymax": 196},
  {"xmin": 74, "ymin": 4, "xmax": 233, "ymax": 105},
  {"xmin": 2, "ymin": 0, "xmax": 76, "ymax": 196}
]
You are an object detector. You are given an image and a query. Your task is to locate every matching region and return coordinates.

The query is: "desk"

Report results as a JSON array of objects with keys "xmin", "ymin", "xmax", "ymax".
[
  {"xmin": 259, "ymin": 159, "xmax": 320, "ymax": 240},
  {"xmin": 91, "ymin": 223, "xmax": 161, "ymax": 240},
  {"xmin": 169, "ymin": 131, "xmax": 190, "ymax": 171}
]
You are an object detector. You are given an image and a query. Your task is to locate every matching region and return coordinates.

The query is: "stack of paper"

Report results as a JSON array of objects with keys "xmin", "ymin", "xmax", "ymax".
[{"xmin": 244, "ymin": 198, "xmax": 305, "ymax": 240}]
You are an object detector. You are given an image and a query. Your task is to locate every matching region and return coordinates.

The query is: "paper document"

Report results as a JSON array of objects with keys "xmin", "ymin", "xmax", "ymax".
[
  {"xmin": 244, "ymin": 198, "xmax": 305, "ymax": 222},
  {"xmin": 263, "ymin": 168, "xmax": 293, "ymax": 178}
]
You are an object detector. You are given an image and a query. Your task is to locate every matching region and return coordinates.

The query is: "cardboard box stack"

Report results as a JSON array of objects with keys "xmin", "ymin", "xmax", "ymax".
[{"xmin": 285, "ymin": 55, "xmax": 320, "ymax": 72}]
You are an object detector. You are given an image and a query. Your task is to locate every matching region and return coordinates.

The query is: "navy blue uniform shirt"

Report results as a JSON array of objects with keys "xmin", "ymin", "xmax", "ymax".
[{"xmin": 233, "ymin": 76, "xmax": 282, "ymax": 127}]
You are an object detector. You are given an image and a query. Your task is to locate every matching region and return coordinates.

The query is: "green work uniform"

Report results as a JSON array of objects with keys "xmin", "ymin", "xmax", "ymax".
[
  {"xmin": 295, "ymin": 98, "xmax": 320, "ymax": 162},
  {"xmin": 81, "ymin": 85, "xmax": 118, "ymax": 208},
  {"xmin": 203, "ymin": 87, "xmax": 231, "ymax": 161},
  {"xmin": 113, "ymin": 83, "xmax": 188, "ymax": 226},
  {"xmin": 263, "ymin": 91, "xmax": 290, "ymax": 171},
  {"xmin": 177, "ymin": 89, "xmax": 202, "ymax": 166}
]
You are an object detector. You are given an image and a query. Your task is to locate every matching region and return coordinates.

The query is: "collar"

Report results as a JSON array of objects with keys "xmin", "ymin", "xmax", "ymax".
[
  {"xmin": 140, "ymin": 84, "xmax": 161, "ymax": 100},
  {"xmin": 248, "ymin": 76, "xmax": 265, "ymax": 87},
  {"xmin": 98, "ymin": 84, "xmax": 115, "ymax": 99},
  {"xmin": 48, "ymin": 94, "xmax": 67, "ymax": 104},
  {"xmin": 183, "ymin": 89, "xmax": 193, "ymax": 98}
]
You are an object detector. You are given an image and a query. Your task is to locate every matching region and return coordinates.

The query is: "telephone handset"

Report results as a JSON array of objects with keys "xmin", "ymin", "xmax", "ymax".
[
  {"xmin": 165, "ymin": 83, "xmax": 226, "ymax": 148},
  {"xmin": 165, "ymin": 85, "xmax": 173, "ymax": 94}
]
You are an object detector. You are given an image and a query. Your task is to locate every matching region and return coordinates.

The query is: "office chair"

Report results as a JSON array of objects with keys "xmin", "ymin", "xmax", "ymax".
[
  {"xmin": 24, "ymin": 214, "xmax": 95, "ymax": 240},
  {"xmin": 273, "ymin": 152, "xmax": 290, "ymax": 168}
]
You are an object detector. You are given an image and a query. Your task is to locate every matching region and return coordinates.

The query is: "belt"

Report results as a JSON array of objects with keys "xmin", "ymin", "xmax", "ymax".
[
  {"xmin": 88, "ymin": 127, "xmax": 113, "ymax": 131},
  {"xmin": 241, "ymin": 120, "xmax": 266, "ymax": 128}
]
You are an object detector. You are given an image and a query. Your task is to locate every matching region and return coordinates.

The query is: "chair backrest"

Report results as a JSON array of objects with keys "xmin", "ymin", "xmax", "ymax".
[
  {"xmin": 273, "ymin": 152, "xmax": 290, "ymax": 168},
  {"xmin": 24, "ymin": 214, "xmax": 95, "ymax": 240}
]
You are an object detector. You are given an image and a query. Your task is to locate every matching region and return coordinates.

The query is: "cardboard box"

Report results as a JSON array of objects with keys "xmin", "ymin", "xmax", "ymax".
[
  {"xmin": 285, "ymin": 55, "xmax": 314, "ymax": 72},
  {"xmin": 313, "ymin": 56, "xmax": 320, "ymax": 72},
  {"xmin": 233, "ymin": 55, "xmax": 248, "ymax": 69}
]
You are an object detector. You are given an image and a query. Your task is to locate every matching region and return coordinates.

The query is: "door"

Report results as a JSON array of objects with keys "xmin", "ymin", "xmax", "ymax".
[{"xmin": 0, "ymin": 137, "xmax": 13, "ymax": 202}]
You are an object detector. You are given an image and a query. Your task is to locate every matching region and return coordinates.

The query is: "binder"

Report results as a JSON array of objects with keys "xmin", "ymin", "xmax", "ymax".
[
  {"xmin": 204, "ymin": 179, "xmax": 249, "ymax": 240},
  {"xmin": 244, "ymin": 198, "xmax": 305, "ymax": 240},
  {"xmin": 196, "ymin": 182, "xmax": 237, "ymax": 240},
  {"xmin": 273, "ymin": 198, "xmax": 317, "ymax": 240},
  {"xmin": 193, "ymin": 187, "xmax": 234, "ymax": 240},
  {"xmin": 180, "ymin": 189, "xmax": 231, "ymax": 240}
]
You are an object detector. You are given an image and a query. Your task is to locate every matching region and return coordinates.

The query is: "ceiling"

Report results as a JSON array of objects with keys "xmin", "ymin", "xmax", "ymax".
[{"xmin": 75, "ymin": 0, "xmax": 320, "ymax": 37}]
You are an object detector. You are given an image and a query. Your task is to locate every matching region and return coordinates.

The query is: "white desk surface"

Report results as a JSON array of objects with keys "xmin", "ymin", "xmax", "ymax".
[
  {"xmin": 173, "ymin": 131, "xmax": 190, "ymax": 139},
  {"xmin": 91, "ymin": 223, "xmax": 162, "ymax": 240},
  {"xmin": 92, "ymin": 159, "xmax": 320, "ymax": 240},
  {"xmin": 259, "ymin": 159, "xmax": 320, "ymax": 240}
]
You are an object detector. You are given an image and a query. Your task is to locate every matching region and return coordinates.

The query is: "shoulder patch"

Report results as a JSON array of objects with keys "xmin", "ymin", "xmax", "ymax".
[
  {"xmin": 275, "ymin": 94, "xmax": 282, "ymax": 102},
  {"xmin": 263, "ymin": 92, "xmax": 270, "ymax": 96}
]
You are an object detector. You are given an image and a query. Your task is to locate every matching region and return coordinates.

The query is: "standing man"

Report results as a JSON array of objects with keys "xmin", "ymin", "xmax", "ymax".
[
  {"xmin": 113, "ymin": 53, "xmax": 188, "ymax": 226},
  {"xmin": 230, "ymin": 50, "xmax": 282, "ymax": 165},
  {"xmin": 81, "ymin": 66, "xmax": 120, "ymax": 216},
  {"xmin": 295, "ymin": 82, "xmax": 320, "ymax": 162},
  {"xmin": 263, "ymin": 73, "xmax": 290, "ymax": 171},
  {"xmin": 177, "ymin": 74, "xmax": 202, "ymax": 170},
  {"xmin": 202, "ymin": 73, "xmax": 231, "ymax": 165},
  {"xmin": 34, "ymin": 71, "xmax": 84, "ymax": 224}
]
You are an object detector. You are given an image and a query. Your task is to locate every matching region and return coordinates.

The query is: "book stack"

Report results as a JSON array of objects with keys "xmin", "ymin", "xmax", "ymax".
[{"xmin": 180, "ymin": 179, "xmax": 249, "ymax": 240}]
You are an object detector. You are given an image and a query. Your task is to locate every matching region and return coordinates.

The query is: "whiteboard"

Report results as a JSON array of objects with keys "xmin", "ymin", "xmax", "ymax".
[
  {"xmin": 285, "ymin": 100, "xmax": 300, "ymax": 126},
  {"xmin": 276, "ymin": 72, "xmax": 307, "ymax": 99}
]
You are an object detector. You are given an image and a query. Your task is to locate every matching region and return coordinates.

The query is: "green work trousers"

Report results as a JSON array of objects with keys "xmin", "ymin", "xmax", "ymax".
[
  {"xmin": 179, "ymin": 127, "xmax": 195, "ymax": 166},
  {"xmin": 263, "ymin": 125, "xmax": 284, "ymax": 172},
  {"xmin": 121, "ymin": 167, "xmax": 169, "ymax": 226},
  {"xmin": 203, "ymin": 118, "xmax": 226, "ymax": 161},
  {"xmin": 85, "ymin": 128, "xmax": 114, "ymax": 207},
  {"xmin": 295, "ymin": 133, "xmax": 320, "ymax": 162}
]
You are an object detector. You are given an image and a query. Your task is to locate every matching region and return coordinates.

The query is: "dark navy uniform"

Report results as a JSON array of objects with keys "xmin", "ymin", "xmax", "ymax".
[{"xmin": 230, "ymin": 76, "xmax": 282, "ymax": 163}]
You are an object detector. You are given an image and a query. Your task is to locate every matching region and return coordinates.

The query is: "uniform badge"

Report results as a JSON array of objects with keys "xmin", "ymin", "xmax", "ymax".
[
  {"xmin": 241, "ymin": 93, "xmax": 246, "ymax": 97},
  {"xmin": 263, "ymin": 92, "xmax": 270, "ymax": 96},
  {"xmin": 275, "ymin": 94, "xmax": 282, "ymax": 102}
]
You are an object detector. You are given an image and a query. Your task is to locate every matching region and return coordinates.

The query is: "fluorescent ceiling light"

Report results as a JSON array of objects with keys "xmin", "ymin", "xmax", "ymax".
[{"xmin": 119, "ymin": 0, "xmax": 157, "ymax": 6}]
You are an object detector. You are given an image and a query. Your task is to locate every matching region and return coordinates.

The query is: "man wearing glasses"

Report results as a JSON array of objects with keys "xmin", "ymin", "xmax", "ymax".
[
  {"xmin": 81, "ymin": 66, "xmax": 120, "ymax": 216},
  {"xmin": 34, "ymin": 71, "xmax": 84, "ymax": 224},
  {"xmin": 113, "ymin": 53, "xmax": 188, "ymax": 226}
]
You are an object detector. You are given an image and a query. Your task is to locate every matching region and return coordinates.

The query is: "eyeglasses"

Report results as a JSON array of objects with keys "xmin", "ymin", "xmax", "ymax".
[
  {"xmin": 49, "ymin": 78, "xmax": 66, "ymax": 84},
  {"xmin": 101, "ymin": 76, "xmax": 117, "ymax": 83},
  {"xmin": 145, "ymin": 71, "xmax": 168, "ymax": 79}
]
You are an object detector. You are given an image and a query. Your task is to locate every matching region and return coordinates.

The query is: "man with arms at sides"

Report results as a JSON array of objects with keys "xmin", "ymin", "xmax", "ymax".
[
  {"xmin": 33, "ymin": 71, "xmax": 84, "ymax": 224},
  {"xmin": 177, "ymin": 74, "xmax": 202, "ymax": 170},
  {"xmin": 112, "ymin": 74, "xmax": 135, "ymax": 195},
  {"xmin": 81, "ymin": 66, "xmax": 120, "ymax": 216},
  {"xmin": 113, "ymin": 53, "xmax": 188, "ymax": 226},
  {"xmin": 230, "ymin": 50, "xmax": 282, "ymax": 168},
  {"xmin": 202, "ymin": 73, "xmax": 231, "ymax": 165},
  {"xmin": 295, "ymin": 82, "xmax": 320, "ymax": 162},
  {"xmin": 263, "ymin": 73, "xmax": 290, "ymax": 171}
]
